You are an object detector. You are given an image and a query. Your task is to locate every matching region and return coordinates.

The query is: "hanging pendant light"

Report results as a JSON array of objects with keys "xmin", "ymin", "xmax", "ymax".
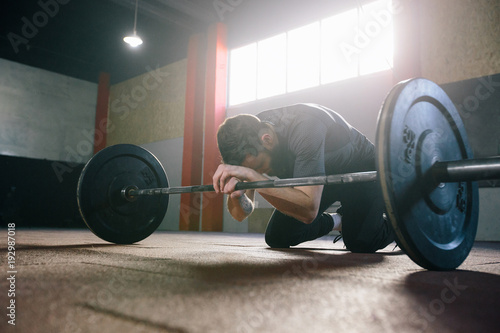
[{"xmin": 123, "ymin": 0, "xmax": 143, "ymax": 47}]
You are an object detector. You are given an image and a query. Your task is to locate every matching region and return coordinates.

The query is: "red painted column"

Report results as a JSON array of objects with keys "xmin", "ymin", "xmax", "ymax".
[
  {"xmin": 179, "ymin": 34, "xmax": 207, "ymax": 231},
  {"xmin": 201, "ymin": 23, "xmax": 227, "ymax": 231},
  {"xmin": 93, "ymin": 72, "xmax": 110, "ymax": 154}
]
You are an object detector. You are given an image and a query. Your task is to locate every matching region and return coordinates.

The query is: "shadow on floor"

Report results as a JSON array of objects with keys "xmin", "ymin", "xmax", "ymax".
[
  {"xmin": 188, "ymin": 248, "xmax": 391, "ymax": 283},
  {"xmin": 403, "ymin": 270, "xmax": 500, "ymax": 332},
  {"xmin": 8, "ymin": 243, "xmax": 122, "ymax": 251}
]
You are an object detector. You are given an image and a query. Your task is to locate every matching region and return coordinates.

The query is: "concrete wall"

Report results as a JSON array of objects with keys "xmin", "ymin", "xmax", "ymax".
[
  {"xmin": 419, "ymin": 0, "xmax": 500, "ymax": 84},
  {"xmin": 477, "ymin": 188, "xmax": 500, "ymax": 241},
  {"xmin": 0, "ymin": 58, "xmax": 97, "ymax": 162},
  {"xmin": 141, "ymin": 139, "xmax": 183, "ymax": 231},
  {"xmin": 107, "ymin": 60, "xmax": 187, "ymax": 146}
]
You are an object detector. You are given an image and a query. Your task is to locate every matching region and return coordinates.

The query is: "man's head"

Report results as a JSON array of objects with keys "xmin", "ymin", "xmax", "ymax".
[{"xmin": 217, "ymin": 114, "xmax": 276, "ymax": 174}]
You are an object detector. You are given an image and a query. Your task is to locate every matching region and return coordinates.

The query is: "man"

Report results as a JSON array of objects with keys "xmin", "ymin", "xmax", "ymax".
[{"xmin": 213, "ymin": 103, "xmax": 395, "ymax": 253}]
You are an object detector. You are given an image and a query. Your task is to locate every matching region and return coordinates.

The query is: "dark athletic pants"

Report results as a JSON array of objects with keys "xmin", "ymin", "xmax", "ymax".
[{"xmin": 264, "ymin": 180, "xmax": 395, "ymax": 253}]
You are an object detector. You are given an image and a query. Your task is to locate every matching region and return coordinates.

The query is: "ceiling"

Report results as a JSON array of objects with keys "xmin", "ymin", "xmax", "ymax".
[
  {"xmin": 1, "ymin": 0, "xmax": 376, "ymax": 85},
  {"xmin": 0, "ymin": 0, "xmax": 218, "ymax": 84}
]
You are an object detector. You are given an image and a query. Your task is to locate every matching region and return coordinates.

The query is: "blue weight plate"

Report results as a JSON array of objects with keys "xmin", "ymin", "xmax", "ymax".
[
  {"xmin": 77, "ymin": 144, "xmax": 169, "ymax": 244},
  {"xmin": 376, "ymin": 78, "xmax": 478, "ymax": 270}
]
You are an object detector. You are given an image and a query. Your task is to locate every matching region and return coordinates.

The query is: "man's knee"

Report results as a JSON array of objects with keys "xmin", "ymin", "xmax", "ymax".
[
  {"xmin": 344, "ymin": 229, "xmax": 395, "ymax": 253},
  {"xmin": 265, "ymin": 232, "xmax": 291, "ymax": 248},
  {"xmin": 344, "ymin": 238, "xmax": 379, "ymax": 253}
]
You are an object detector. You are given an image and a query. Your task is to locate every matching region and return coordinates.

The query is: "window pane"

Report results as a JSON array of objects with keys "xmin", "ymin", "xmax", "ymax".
[
  {"xmin": 229, "ymin": 43, "xmax": 257, "ymax": 106},
  {"xmin": 287, "ymin": 22, "xmax": 320, "ymax": 92},
  {"xmin": 227, "ymin": 1, "xmax": 394, "ymax": 107},
  {"xmin": 358, "ymin": 0, "xmax": 393, "ymax": 75},
  {"xmin": 257, "ymin": 34, "xmax": 286, "ymax": 99},
  {"xmin": 321, "ymin": 8, "xmax": 359, "ymax": 84}
]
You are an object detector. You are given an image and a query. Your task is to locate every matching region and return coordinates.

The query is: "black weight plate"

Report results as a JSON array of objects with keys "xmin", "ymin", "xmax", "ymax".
[
  {"xmin": 77, "ymin": 144, "xmax": 169, "ymax": 244},
  {"xmin": 376, "ymin": 78, "xmax": 478, "ymax": 270}
]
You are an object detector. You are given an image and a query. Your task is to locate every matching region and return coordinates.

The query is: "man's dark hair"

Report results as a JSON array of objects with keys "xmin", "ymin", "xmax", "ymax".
[{"xmin": 217, "ymin": 114, "xmax": 268, "ymax": 165}]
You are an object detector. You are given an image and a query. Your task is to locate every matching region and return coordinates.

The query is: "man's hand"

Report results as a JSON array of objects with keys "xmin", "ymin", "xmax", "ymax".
[
  {"xmin": 213, "ymin": 164, "xmax": 259, "ymax": 222},
  {"xmin": 212, "ymin": 164, "xmax": 265, "ymax": 194},
  {"xmin": 213, "ymin": 163, "xmax": 323, "ymax": 224},
  {"xmin": 224, "ymin": 177, "xmax": 245, "ymax": 199}
]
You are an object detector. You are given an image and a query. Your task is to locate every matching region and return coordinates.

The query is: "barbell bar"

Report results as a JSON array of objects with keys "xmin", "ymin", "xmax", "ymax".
[
  {"xmin": 77, "ymin": 78, "xmax": 500, "ymax": 271},
  {"xmin": 124, "ymin": 171, "xmax": 379, "ymax": 199},
  {"xmin": 432, "ymin": 157, "xmax": 500, "ymax": 182},
  {"xmin": 124, "ymin": 158, "xmax": 500, "ymax": 199}
]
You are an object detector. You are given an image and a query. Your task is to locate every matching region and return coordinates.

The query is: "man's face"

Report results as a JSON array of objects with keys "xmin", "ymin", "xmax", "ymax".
[{"xmin": 241, "ymin": 150, "xmax": 272, "ymax": 175}]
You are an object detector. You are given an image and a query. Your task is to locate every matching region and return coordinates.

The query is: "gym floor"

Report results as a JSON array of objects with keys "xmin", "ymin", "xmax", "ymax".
[{"xmin": 2, "ymin": 229, "xmax": 499, "ymax": 333}]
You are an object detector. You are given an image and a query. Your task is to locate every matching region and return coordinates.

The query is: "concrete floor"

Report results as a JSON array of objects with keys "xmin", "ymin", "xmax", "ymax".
[{"xmin": 1, "ymin": 229, "xmax": 499, "ymax": 333}]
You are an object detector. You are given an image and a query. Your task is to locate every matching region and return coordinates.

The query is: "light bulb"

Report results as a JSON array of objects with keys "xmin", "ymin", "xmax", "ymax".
[{"xmin": 123, "ymin": 34, "xmax": 143, "ymax": 47}]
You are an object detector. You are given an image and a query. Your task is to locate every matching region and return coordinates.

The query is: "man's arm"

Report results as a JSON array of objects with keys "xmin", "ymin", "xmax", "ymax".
[
  {"xmin": 257, "ymin": 184, "xmax": 323, "ymax": 224},
  {"xmin": 227, "ymin": 188, "xmax": 255, "ymax": 222},
  {"xmin": 218, "ymin": 176, "xmax": 255, "ymax": 221},
  {"xmin": 213, "ymin": 164, "xmax": 323, "ymax": 224}
]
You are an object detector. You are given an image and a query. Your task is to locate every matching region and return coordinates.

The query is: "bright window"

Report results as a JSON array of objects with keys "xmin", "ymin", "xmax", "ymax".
[
  {"xmin": 321, "ymin": 8, "xmax": 359, "ymax": 83},
  {"xmin": 229, "ymin": 0, "xmax": 393, "ymax": 106},
  {"xmin": 287, "ymin": 22, "xmax": 320, "ymax": 92},
  {"xmin": 358, "ymin": 0, "xmax": 394, "ymax": 75},
  {"xmin": 228, "ymin": 43, "xmax": 257, "ymax": 106},
  {"xmin": 257, "ymin": 34, "xmax": 287, "ymax": 99}
]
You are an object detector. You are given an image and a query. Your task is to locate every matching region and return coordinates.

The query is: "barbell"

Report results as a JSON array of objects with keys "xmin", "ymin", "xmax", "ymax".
[{"xmin": 76, "ymin": 78, "xmax": 500, "ymax": 271}]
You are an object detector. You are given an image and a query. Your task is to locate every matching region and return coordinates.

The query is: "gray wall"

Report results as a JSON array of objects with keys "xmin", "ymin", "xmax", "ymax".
[
  {"xmin": 141, "ymin": 138, "xmax": 184, "ymax": 231},
  {"xmin": 477, "ymin": 188, "xmax": 500, "ymax": 241},
  {"xmin": 0, "ymin": 58, "xmax": 97, "ymax": 162}
]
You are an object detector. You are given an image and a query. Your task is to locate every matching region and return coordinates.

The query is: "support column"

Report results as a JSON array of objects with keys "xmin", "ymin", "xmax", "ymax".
[
  {"xmin": 201, "ymin": 23, "xmax": 227, "ymax": 231},
  {"xmin": 179, "ymin": 34, "xmax": 207, "ymax": 231},
  {"xmin": 94, "ymin": 72, "xmax": 110, "ymax": 154}
]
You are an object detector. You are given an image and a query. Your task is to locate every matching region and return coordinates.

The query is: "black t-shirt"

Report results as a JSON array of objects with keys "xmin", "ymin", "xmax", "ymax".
[{"xmin": 257, "ymin": 103, "xmax": 375, "ymax": 179}]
